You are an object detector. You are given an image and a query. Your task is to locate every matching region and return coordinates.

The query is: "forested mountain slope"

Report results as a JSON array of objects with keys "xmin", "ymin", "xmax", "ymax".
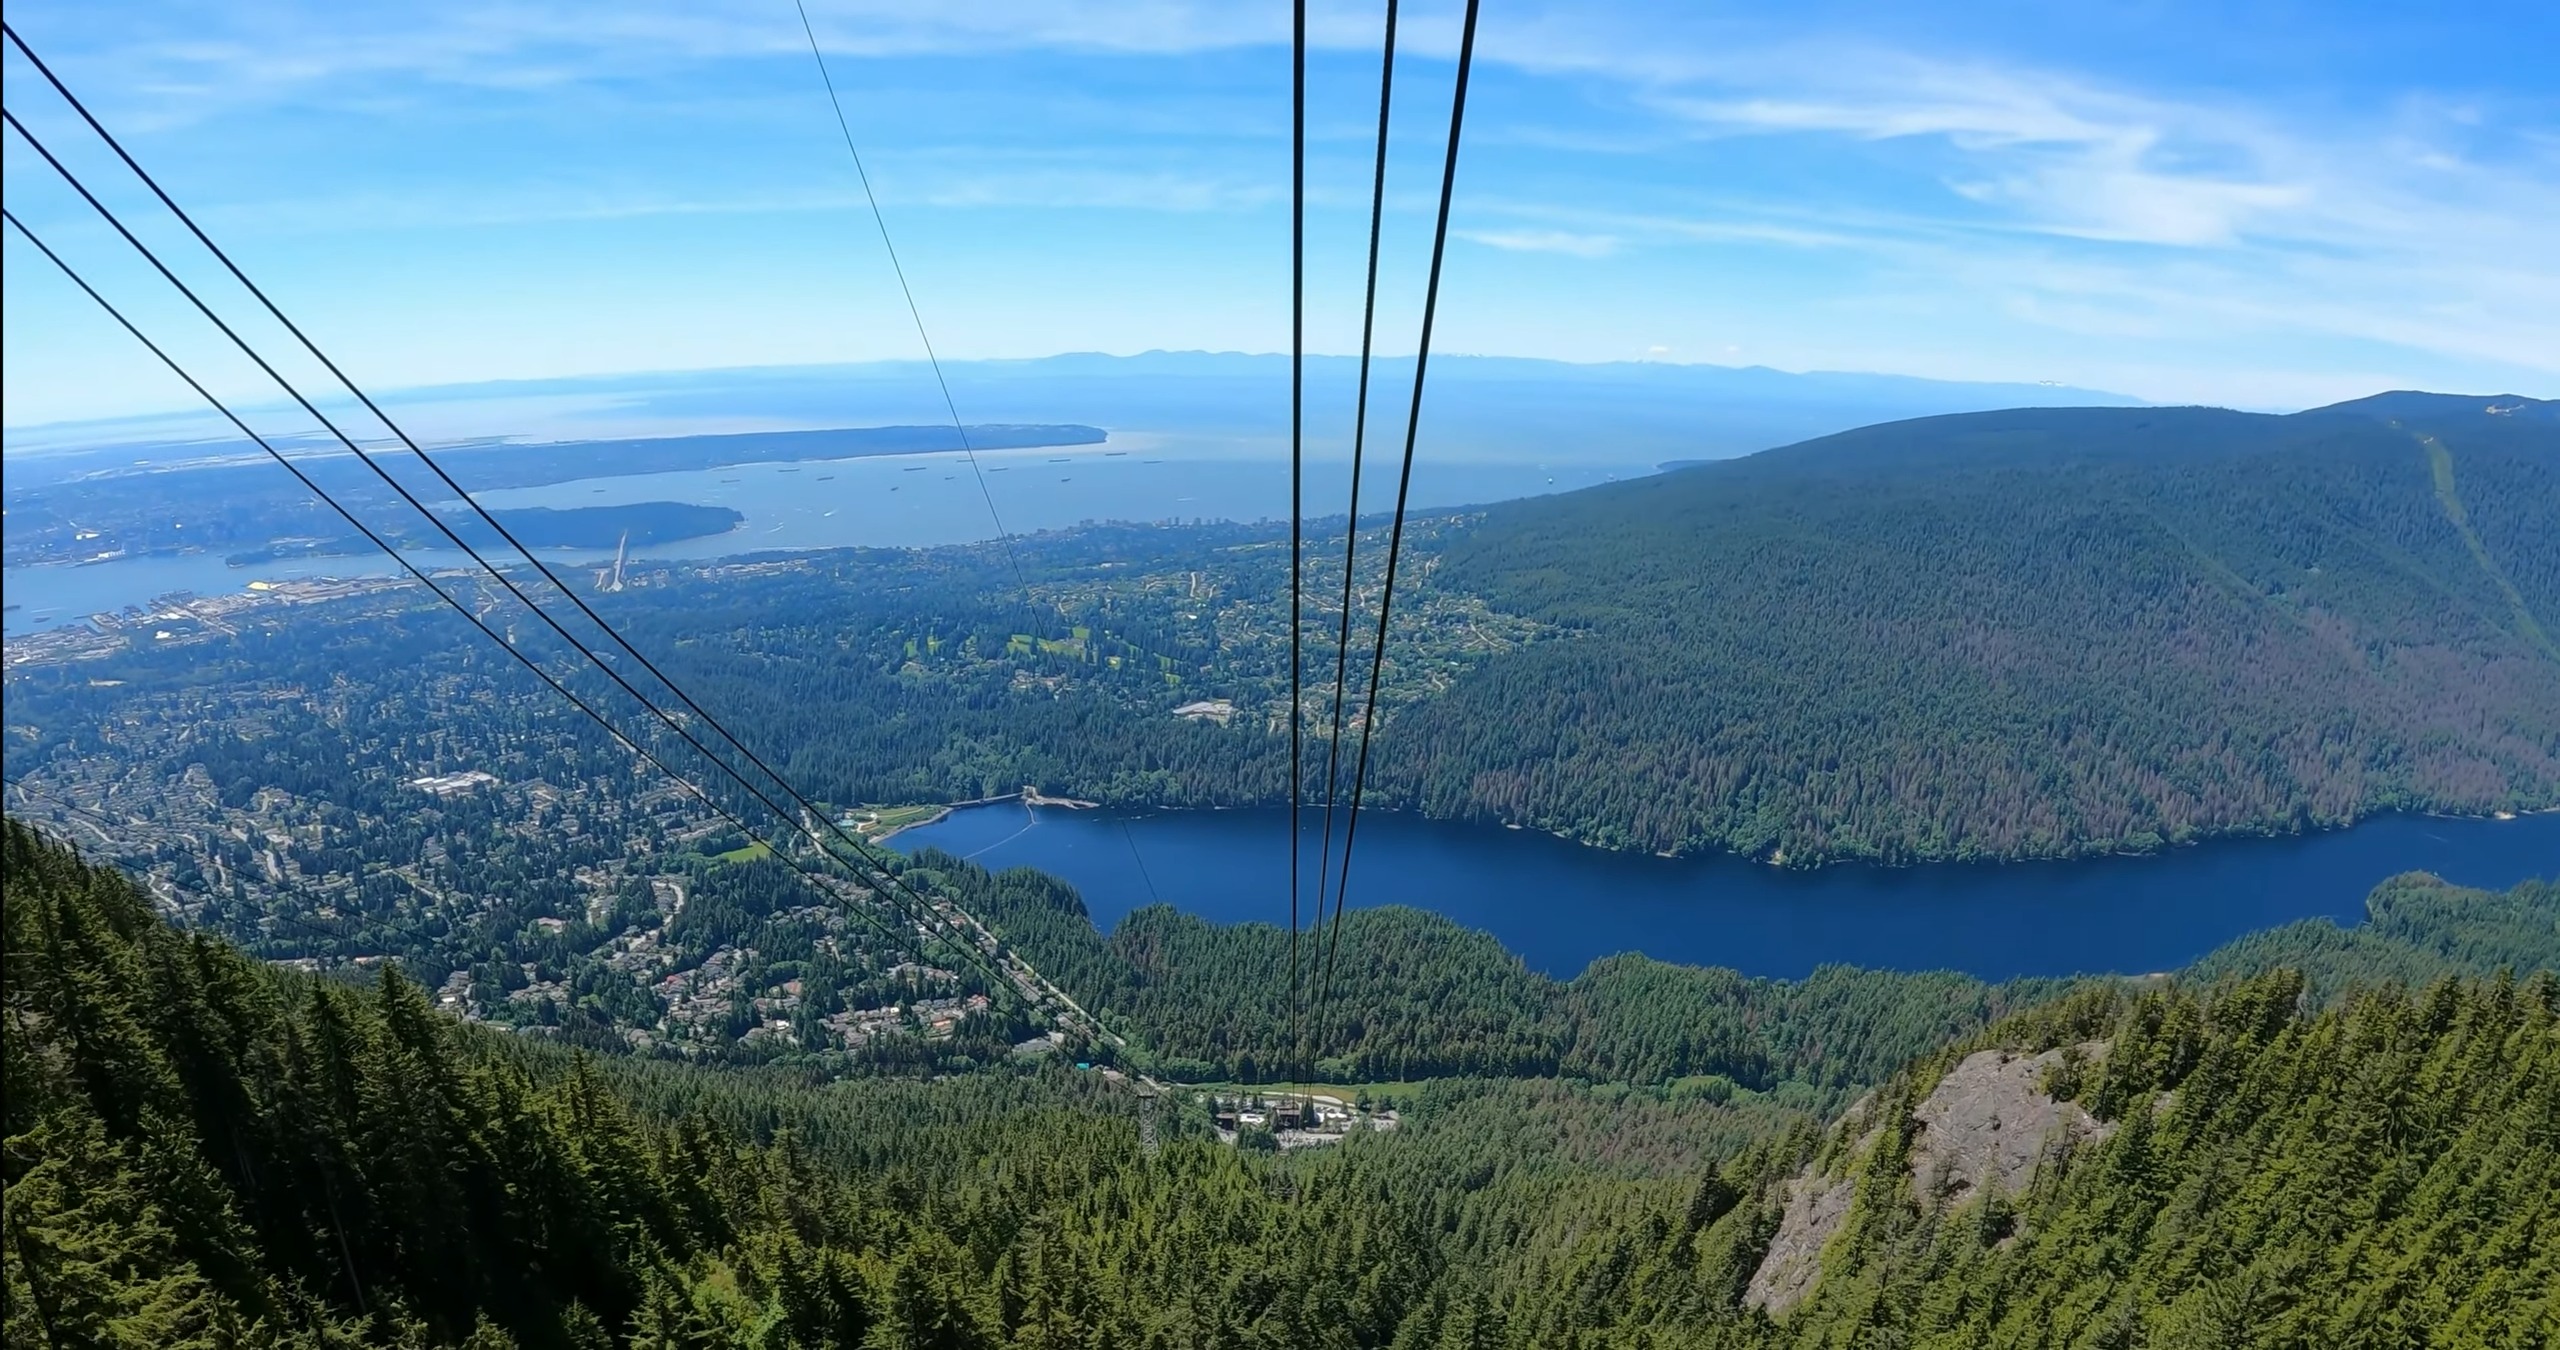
[
  {"xmin": 944, "ymin": 845, "xmax": 2559, "ymax": 1097},
  {"xmin": 2188, "ymin": 866, "xmax": 2560, "ymax": 997},
  {"xmin": 933, "ymin": 844, "xmax": 2062, "ymax": 1097},
  {"xmin": 1383, "ymin": 396, "xmax": 2560, "ymax": 862},
  {"xmin": 9, "ymin": 822, "xmax": 2553, "ymax": 1348},
  {"xmin": 1, "ymin": 819, "xmax": 1424, "ymax": 1348},
  {"xmin": 1743, "ymin": 968, "xmax": 2560, "ymax": 1347}
]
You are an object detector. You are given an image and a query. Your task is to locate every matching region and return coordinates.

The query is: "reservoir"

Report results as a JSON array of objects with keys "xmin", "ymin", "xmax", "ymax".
[{"xmin": 898, "ymin": 803, "xmax": 2559, "ymax": 982}]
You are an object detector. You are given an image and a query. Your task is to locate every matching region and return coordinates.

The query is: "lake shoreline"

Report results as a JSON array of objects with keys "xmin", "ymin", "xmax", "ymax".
[
  {"xmin": 898, "ymin": 801, "xmax": 2559, "ymax": 982},
  {"xmin": 967, "ymin": 796, "xmax": 2560, "ymax": 877}
]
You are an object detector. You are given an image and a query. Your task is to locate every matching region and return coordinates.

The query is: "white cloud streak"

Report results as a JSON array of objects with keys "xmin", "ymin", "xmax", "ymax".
[{"xmin": 1459, "ymin": 227, "xmax": 1617, "ymax": 257}]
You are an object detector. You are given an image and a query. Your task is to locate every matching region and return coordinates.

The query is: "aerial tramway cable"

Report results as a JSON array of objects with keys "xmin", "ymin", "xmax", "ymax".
[
  {"xmin": 1305, "ymin": 0, "xmax": 1482, "ymax": 1073},
  {"xmin": 0, "ymin": 106, "xmax": 969, "ymax": 970},
  {"xmin": 2, "ymin": 23, "xmax": 1010, "ymax": 987},
  {"xmin": 0, "ymin": 206, "xmax": 1016, "ymax": 1003},
  {"xmin": 0, "ymin": 106, "xmax": 1025, "ymax": 1009},
  {"xmin": 788, "ymin": 0, "xmax": 1185, "ymax": 971},
  {"xmin": 789, "ymin": 0, "xmax": 1027, "ymax": 598},
  {"xmin": 1287, "ymin": 0, "xmax": 1312, "ymax": 1122},
  {"xmin": 9, "ymin": 1, "xmax": 1474, "ymax": 1094},
  {"xmin": 1300, "ymin": 0, "xmax": 1402, "ymax": 1097}
]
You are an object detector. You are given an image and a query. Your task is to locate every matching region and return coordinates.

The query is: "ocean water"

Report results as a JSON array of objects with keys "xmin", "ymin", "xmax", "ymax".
[{"xmin": 4, "ymin": 443, "xmax": 1649, "ymax": 635}]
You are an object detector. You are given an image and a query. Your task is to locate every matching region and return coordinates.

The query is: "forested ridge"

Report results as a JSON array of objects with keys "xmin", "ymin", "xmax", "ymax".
[
  {"xmin": 944, "ymin": 846, "xmax": 2560, "ymax": 1097},
  {"xmin": 1383, "ymin": 395, "xmax": 2560, "ymax": 862},
  {"xmin": 931, "ymin": 848, "xmax": 2063, "ymax": 1099},
  {"xmin": 1752, "ymin": 966, "xmax": 2560, "ymax": 1346},
  {"xmin": 8, "ymin": 822, "xmax": 2553, "ymax": 1347}
]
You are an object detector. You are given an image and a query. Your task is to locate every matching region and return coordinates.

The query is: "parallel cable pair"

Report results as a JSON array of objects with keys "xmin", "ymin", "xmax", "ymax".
[
  {"xmin": 1292, "ymin": 0, "xmax": 1484, "ymax": 1096},
  {"xmin": 1, "ymin": 27, "xmax": 952, "ymax": 933},
  {"xmin": 1, "ymin": 29, "xmax": 1026, "ymax": 1008},
  {"xmin": 1288, "ymin": 0, "xmax": 1311, "ymax": 1127},
  {"xmin": 1301, "ymin": 0, "xmax": 1402, "ymax": 1099},
  {"xmin": 0, "ymin": 116, "xmax": 1000, "ymax": 998},
  {"xmin": 1, "ymin": 213, "xmax": 991, "ymax": 996}
]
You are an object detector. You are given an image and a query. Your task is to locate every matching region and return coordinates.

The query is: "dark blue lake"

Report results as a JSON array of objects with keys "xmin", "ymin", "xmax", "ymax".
[{"xmin": 898, "ymin": 804, "xmax": 2559, "ymax": 982}]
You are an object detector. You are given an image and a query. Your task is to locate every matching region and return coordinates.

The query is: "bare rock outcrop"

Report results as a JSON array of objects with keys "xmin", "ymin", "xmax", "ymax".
[
  {"xmin": 1743, "ymin": 1043, "xmax": 2109, "ymax": 1318},
  {"xmin": 1742, "ymin": 1160, "xmax": 1859, "ymax": 1316},
  {"xmin": 1909, "ymin": 1042, "xmax": 2111, "ymax": 1210},
  {"xmin": 1742, "ymin": 1099, "xmax": 1884, "ymax": 1317}
]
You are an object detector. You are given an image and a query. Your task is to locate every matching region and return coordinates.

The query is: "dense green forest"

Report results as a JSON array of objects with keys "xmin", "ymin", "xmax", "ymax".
[
  {"xmin": 8, "ymin": 823, "xmax": 2552, "ymax": 1347},
  {"xmin": 943, "ymin": 849, "xmax": 2560, "ymax": 1096},
  {"xmin": 932, "ymin": 848, "xmax": 2063, "ymax": 1098},
  {"xmin": 1755, "ymin": 965, "xmax": 2560, "ymax": 1346},
  {"xmin": 1384, "ymin": 395, "xmax": 2560, "ymax": 862}
]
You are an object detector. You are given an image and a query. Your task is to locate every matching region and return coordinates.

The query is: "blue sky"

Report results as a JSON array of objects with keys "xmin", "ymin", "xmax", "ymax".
[{"xmin": 3, "ymin": 0, "xmax": 2554, "ymax": 428}]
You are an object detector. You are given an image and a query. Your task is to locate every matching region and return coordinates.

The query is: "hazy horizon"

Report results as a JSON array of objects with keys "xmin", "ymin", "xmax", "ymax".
[{"xmin": 2, "ymin": 349, "xmax": 2159, "ymax": 467}]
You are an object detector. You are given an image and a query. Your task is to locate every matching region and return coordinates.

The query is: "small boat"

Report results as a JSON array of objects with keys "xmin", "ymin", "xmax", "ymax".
[{"xmin": 816, "ymin": 475, "xmax": 834, "ymax": 481}]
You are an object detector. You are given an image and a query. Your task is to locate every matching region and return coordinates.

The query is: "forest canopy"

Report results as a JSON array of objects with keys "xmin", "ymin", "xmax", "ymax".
[{"xmin": 7, "ymin": 822, "xmax": 2552, "ymax": 1348}]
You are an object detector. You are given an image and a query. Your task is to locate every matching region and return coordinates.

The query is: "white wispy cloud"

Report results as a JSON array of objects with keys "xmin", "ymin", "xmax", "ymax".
[
  {"xmin": 1641, "ymin": 63, "xmax": 2320, "ymax": 249},
  {"xmin": 1459, "ymin": 227, "xmax": 1616, "ymax": 257}
]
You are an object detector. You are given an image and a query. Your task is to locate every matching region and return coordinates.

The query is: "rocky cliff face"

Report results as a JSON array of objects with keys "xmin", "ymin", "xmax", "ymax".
[
  {"xmin": 1909, "ymin": 1043, "xmax": 2112, "ymax": 1209},
  {"xmin": 1745, "ymin": 1042, "xmax": 2112, "ymax": 1317},
  {"xmin": 1741, "ymin": 1146, "xmax": 1864, "ymax": 1316}
]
